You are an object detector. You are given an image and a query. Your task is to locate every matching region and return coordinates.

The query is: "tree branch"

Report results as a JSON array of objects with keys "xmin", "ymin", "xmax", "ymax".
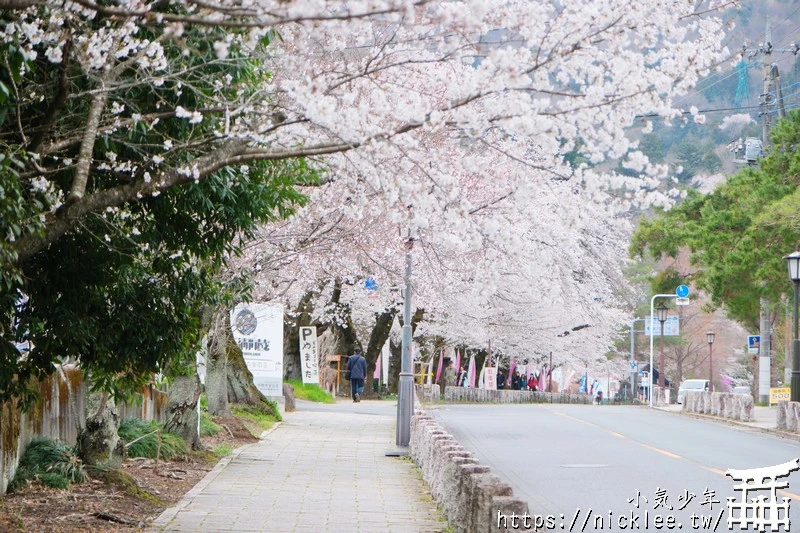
[
  {"xmin": 13, "ymin": 138, "xmax": 249, "ymax": 264},
  {"xmin": 68, "ymin": 83, "xmax": 111, "ymax": 203}
]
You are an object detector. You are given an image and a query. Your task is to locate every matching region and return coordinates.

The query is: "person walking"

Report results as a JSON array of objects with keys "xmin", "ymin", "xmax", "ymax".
[
  {"xmin": 441, "ymin": 357, "xmax": 456, "ymax": 396},
  {"xmin": 346, "ymin": 348, "xmax": 368, "ymax": 402}
]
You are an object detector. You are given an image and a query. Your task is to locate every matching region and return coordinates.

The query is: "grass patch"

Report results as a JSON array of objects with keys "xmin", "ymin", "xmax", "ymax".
[
  {"xmin": 231, "ymin": 403, "xmax": 280, "ymax": 434},
  {"xmin": 213, "ymin": 444, "xmax": 234, "ymax": 457},
  {"xmin": 9, "ymin": 437, "xmax": 87, "ymax": 491},
  {"xmin": 286, "ymin": 380, "xmax": 335, "ymax": 403},
  {"xmin": 200, "ymin": 411, "xmax": 222, "ymax": 437},
  {"xmin": 118, "ymin": 418, "xmax": 188, "ymax": 460}
]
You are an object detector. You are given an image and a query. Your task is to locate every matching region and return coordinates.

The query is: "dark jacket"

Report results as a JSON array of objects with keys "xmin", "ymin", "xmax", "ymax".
[{"xmin": 347, "ymin": 354, "xmax": 368, "ymax": 380}]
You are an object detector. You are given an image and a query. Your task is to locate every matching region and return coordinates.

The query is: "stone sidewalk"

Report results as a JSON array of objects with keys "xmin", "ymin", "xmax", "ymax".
[
  {"xmin": 149, "ymin": 401, "xmax": 447, "ymax": 533},
  {"xmin": 658, "ymin": 403, "xmax": 780, "ymax": 430}
]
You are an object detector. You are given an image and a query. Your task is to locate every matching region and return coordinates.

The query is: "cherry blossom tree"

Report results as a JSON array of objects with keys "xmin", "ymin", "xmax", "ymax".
[{"xmin": 1, "ymin": 0, "xmax": 734, "ymax": 407}]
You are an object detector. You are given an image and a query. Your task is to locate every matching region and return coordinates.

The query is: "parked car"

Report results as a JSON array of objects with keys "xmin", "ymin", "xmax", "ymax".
[
  {"xmin": 677, "ymin": 379, "xmax": 709, "ymax": 404},
  {"xmin": 732, "ymin": 386, "xmax": 752, "ymax": 395}
]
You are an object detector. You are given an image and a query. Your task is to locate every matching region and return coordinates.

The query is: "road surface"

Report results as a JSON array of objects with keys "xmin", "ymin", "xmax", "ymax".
[{"xmin": 429, "ymin": 403, "xmax": 800, "ymax": 532}]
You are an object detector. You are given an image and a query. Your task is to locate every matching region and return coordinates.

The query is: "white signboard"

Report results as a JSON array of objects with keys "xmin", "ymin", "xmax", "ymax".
[
  {"xmin": 298, "ymin": 326, "xmax": 319, "ymax": 385},
  {"xmin": 644, "ymin": 315, "xmax": 680, "ymax": 337},
  {"xmin": 483, "ymin": 367, "xmax": 497, "ymax": 390},
  {"xmin": 231, "ymin": 303, "xmax": 284, "ymax": 397}
]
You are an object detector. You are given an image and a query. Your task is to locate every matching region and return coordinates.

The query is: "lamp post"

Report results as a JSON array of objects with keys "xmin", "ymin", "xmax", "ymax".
[
  {"xmin": 706, "ymin": 331, "xmax": 715, "ymax": 393},
  {"xmin": 656, "ymin": 303, "xmax": 668, "ymax": 389},
  {"xmin": 396, "ymin": 245, "xmax": 414, "ymax": 447},
  {"xmin": 649, "ymin": 293, "xmax": 677, "ymax": 407},
  {"xmin": 784, "ymin": 251, "xmax": 800, "ymax": 402}
]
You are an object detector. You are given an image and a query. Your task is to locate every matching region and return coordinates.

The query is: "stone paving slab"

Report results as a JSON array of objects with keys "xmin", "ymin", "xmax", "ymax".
[{"xmin": 150, "ymin": 403, "xmax": 447, "ymax": 533}]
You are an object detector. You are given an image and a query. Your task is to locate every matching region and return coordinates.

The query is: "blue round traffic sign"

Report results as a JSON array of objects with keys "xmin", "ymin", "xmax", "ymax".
[{"xmin": 676, "ymin": 285, "xmax": 690, "ymax": 298}]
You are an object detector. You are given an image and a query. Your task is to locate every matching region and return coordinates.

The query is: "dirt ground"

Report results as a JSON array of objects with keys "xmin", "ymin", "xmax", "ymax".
[{"xmin": 0, "ymin": 416, "xmax": 259, "ymax": 532}]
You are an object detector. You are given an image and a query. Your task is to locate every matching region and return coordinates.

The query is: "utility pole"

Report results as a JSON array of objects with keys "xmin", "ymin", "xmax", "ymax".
[
  {"xmin": 630, "ymin": 318, "xmax": 646, "ymax": 399},
  {"xmin": 741, "ymin": 19, "xmax": 795, "ymax": 404}
]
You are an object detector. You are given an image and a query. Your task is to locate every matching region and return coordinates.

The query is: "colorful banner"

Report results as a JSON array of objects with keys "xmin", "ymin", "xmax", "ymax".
[
  {"xmin": 373, "ymin": 352, "xmax": 381, "ymax": 380},
  {"xmin": 468, "ymin": 355, "xmax": 476, "ymax": 388}
]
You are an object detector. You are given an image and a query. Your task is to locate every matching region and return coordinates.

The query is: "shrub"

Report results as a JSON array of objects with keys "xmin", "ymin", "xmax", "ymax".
[
  {"xmin": 8, "ymin": 437, "xmax": 87, "ymax": 491},
  {"xmin": 118, "ymin": 418, "xmax": 188, "ymax": 460},
  {"xmin": 38, "ymin": 472, "xmax": 70, "ymax": 490}
]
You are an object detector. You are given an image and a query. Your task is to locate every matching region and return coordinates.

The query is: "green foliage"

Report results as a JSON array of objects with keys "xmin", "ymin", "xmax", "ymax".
[
  {"xmin": 672, "ymin": 134, "xmax": 722, "ymax": 184},
  {"xmin": 200, "ymin": 411, "xmax": 222, "ymax": 437},
  {"xmin": 638, "ymin": 134, "xmax": 666, "ymax": 164},
  {"xmin": 118, "ymin": 418, "xmax": 188, "ymax": 460},
  {"xmin": 286, "ymin": 380, "xmax": 335, "ymax": 403},
  {"xmin": 9, "ymin": 437, "xmax": 87, "ymax": 491},
  {"xmin": 0, "ymin": 14, "xmax": 318, "ymax": 404},
  {"xmin": 631, "ymin": 110, "xmax": 800, "ymax": 329}
]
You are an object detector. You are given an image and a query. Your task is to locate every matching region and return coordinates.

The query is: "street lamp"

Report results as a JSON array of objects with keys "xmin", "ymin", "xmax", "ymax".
[
  {"xmin": 706, "ymin": 331, "xmax": 715, "ymax": 393},
  {"xmin": 656, "ymin": 303, "xmax": 668, "ymax": 388},
  {"xmin": 784, "ymin": 251, "xmax": 800, "ymax": 402},
  {"xmin": 396, "ymin": 239, "xmax": 415, "ymax": 447}
]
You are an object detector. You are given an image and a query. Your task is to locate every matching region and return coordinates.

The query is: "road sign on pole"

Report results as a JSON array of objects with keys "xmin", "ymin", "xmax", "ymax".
[
  {"xmin": 676, "ymin": 285, "xmax": 690, "ymax": 298},
  {"xmin": 675, "ymin": 297, "xmax": 690, "ymax": 306},
  {"xmin": 748, "ymin": 335, "xmax": 760, "ymax": 354}
]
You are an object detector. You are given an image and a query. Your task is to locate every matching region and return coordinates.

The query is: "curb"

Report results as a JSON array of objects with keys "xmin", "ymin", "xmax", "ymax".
[
  {"xmin": 148, "ymin": 422, "xmax": 283, "ymax": 530},
  {"xmin": 655, "ymin": 407, "xmax": 799, "ymax": 441}
]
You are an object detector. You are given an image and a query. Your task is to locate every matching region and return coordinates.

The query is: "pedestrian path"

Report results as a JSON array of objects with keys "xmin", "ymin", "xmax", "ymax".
[{"xmin": 150, "ymin": 400, "xmax": 447, "ymax": 533}]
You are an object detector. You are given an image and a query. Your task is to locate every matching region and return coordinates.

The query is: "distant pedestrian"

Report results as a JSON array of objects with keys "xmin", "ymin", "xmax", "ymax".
[
  {"xmin": 441, "ymin": 357, "xmax": 456, "ymax": 395},
  {"xmin": 512, "ymin": 370, "xmax": 523, "ymax": 390},
  {"xmin": 457, "ymin": 366, "xmax": 468, "ymax": 387},
  {"xmin": 346, "ymin": 348, "xmax": 368, "ymax": 402},
  {"xmin": 497, "ymin": 369, "xmax": 506, "ymax": 390}
]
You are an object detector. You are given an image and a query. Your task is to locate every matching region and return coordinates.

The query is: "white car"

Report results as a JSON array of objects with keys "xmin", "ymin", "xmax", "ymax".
[{"xmin": 677, "ymin": 379, "xmax": 709, "ymax": 404}]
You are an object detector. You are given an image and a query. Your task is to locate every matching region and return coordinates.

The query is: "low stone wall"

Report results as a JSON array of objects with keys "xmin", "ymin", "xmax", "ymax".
[
  {"xmin": 416, "ymin": 384, "xmax": 442, "ymax": 403},
  {"xmin": 681, "ymin": 391, "xmax": 753, "ymax": 421},
  {"xmin": 443, "ymin": 386, "xmax": 591, "ymax": 404},
  {"xmin": 777, "ymin": 401, "xmax": 800, "ymax": 432},
  {"xmin": 411, "ymin": 409, "xmax": 529, "ymax": 532}
]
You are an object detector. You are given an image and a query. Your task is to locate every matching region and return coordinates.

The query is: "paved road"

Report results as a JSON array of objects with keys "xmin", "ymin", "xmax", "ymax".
[{"xmin": 429, "ymin": 404, "xmax": 800, "ymax": 531}]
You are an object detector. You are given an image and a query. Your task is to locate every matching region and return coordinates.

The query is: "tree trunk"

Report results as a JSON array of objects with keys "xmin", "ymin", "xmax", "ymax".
[
  {"xmin": 388, "ymin": 338, "xmax": 402, "ymax": 394},
  {"xmin": 364, "ymin": 310, "xmax": 396, "ymax": 397},
  {"xmin": 164, "ymin": 373, "xmax": 203, "ymax": 450},
  {"xmin": 284, "ymin": 291, "xmax": 314, "ymax": 382},
  {"xmin": 226, "ymin": 339, "xmax": 268, "ymax": 405},
  {"xmin": 77, "ymin": 392, "xmax": 124, "ymax": 469},
  {"xmin": 205, "ymin": 307, "xmax": 232, "ymax": 417}
]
